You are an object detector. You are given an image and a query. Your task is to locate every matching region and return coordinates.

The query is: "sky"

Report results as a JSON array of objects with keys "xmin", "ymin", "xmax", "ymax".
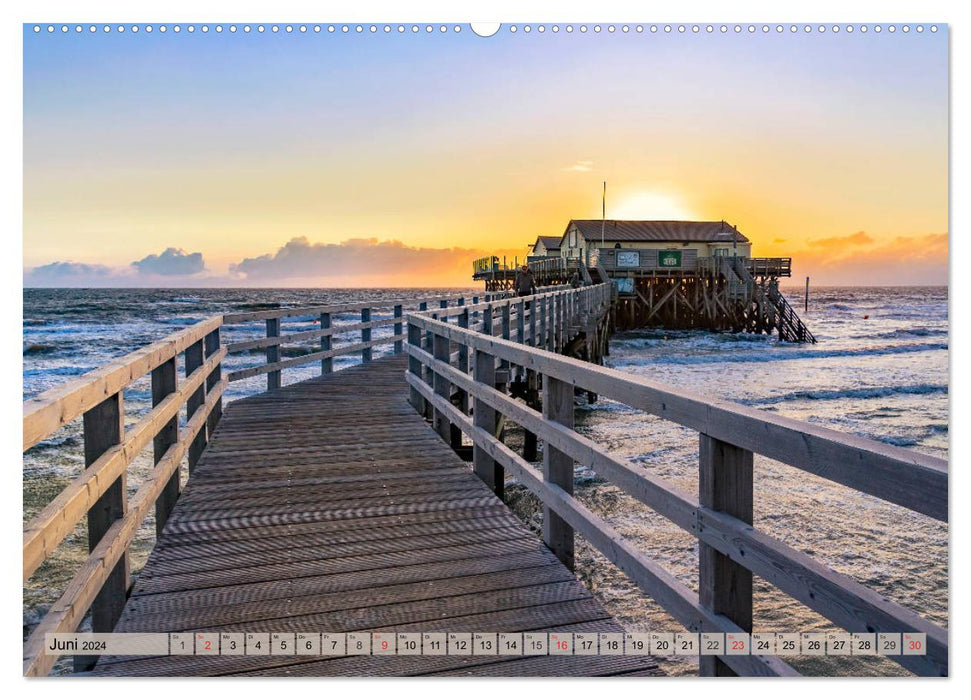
[{"xmin": 23, "ymin": 24, "xmax": 948, "ymax": 287}]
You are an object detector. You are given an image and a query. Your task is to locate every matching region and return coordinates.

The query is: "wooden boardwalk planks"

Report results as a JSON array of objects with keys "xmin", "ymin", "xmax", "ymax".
[{"xmin": 92, "ymin": 356, "xmax": 660, "ymax": 677}]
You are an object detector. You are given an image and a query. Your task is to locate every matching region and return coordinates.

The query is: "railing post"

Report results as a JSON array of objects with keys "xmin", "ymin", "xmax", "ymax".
[
  {"xmin": 393, "ymin": 304, "xmax": 403, "ymax": 354},
  {"xmin": 432, "ymin": 331, "xmax": 452, "ymax": 443},
  {"xmin": 420, "ymin": 302, "xmax": 433, "ymax": 419},
  {"xmin": 361, "ymin": 307, "xmax": 372, "ymax": 363},
  {"xmin": 544, "ymin": 296, "xmax": 553, "ymax": 351},
  {"xmin": 499, "ymin": 303, "xmax": 511, "ymax": 395},
  {"xmin": 204, "ymin": 328, "xmax": 222, "ymax": 431},
  {"xmin": 185, "ymin": 339, "xmax": 207, "ymax": 471},
  {"xmin": 407, "ymin": 318, "xmax": 424, "ymax": 413},
  {"xmin": 320, "ymin": 312, "xmax": 332, "ymax": 374},
  {"xmin": 266, "ymin": 318, "xmax": 281, "ymax": 390},
  {"xmin": 516, "ymin": 299, "xmax": 525, "ymax": 344},
  {"xmin": 698, "ymin": 434, "xmax": 754, "ymax": 677},
  {"xmin": 529, "ymin": 298, "xmax": 537, "ymax": 346},
  {"xmin": 543, "ymin": 374, "xmax": 575, "ymax": 570},
  {"xmin": 76, "ymin": 391, "xmax": 127, "ymax": 672},
  {"xmin": 457, "ymin": 308, "xmax": 470, "ymax": 398},
  {"xmin": 152, "ymin": 357, "xmax": 178, "ymax": 537},
  {"xmin": 473, "ymin": 344, "xmax": 503, "ymax": 499},
  {"xmin": 450, "ymin": 309, "xmax": 469, "ymax": 449}
]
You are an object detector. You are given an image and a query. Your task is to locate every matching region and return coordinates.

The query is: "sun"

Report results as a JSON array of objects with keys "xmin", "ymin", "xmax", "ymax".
[{"xmin": 610, "ymin": 192, "xmax": 698, "ymax": 221}]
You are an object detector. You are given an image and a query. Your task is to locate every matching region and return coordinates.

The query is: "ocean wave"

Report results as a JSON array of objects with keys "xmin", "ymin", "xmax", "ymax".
[
  {"xmin": 742, "ymin": 384, "xmax": 948, "ymax": 406},
  {"xmin": 157, "ymin": 317, "xmax": 204, "ymax": 326},
  {"xmin": 618, "ymin": 342, "xmax": 947, "ymax": 366},
  {"xmin": 23, "ymin": 365, "xmax": 94, "ymax": 378},
  {"xmin": 873, "ymin": 327, "xmax": 948, "ymax": 340},
  {"xmin": 23, "ymin": 343, "xmax": 58, "ymax": 356}
]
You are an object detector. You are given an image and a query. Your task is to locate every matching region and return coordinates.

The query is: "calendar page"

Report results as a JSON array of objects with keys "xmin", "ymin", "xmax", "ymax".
[{"xmin": 18, "ymin": 0, "xmax": 951, "ymax": 688}]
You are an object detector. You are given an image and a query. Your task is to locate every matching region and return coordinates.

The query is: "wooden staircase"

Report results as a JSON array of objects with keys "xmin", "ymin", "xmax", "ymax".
[{"xmin": 729, "ymin": 258, "xmax": 815, "ymax": 343}]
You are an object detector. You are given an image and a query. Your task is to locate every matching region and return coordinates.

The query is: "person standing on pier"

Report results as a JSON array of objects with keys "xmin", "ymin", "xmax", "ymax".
[{"xmin": 515, "ymin": 264, "xmax": 537, "ymax": 296}]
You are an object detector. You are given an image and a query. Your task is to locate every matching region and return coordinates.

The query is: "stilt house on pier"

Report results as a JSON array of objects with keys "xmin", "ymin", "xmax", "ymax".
[{"xmin": 474, "ymin": 219, "xmax": 814, "ymax": 342}]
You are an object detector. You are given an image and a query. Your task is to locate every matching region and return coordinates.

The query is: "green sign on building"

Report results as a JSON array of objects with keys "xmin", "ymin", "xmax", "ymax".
[{"xmin": 658, "ymin": 250, "xmax": 682, "ymax": 268}]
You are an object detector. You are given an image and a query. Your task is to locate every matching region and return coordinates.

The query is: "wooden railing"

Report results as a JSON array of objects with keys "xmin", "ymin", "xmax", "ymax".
[
  {"xmin": 748, "ymin": 257, "xmax": 792, "ymax": 278},
  {"xmin": 697, "ymin": 256, "xmax": 793, "ymax": 279},
  {"xmin": 222, "ymin": 292, "xmax": 514, "ymax": 391},
  {"xmin": 24, "ymin": 290, "xmax": 546, "ymax": 676},
  {"xmin": 404, "ymin": 283, "xmax": 948, "ymax": 677},
  {"xmin": 22, "ymin": 317, "xmax": 226, "ymax": 676}
]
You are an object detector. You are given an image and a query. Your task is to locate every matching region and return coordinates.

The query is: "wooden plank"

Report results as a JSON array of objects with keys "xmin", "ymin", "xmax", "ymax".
[
  {"xmin": 698, "ymin": 434, "xmax": 753, "ymax": 676},
  {"xmin": 120, "ymin": 566, "xmax": 576, "ymax": 632},
  {"xmin": 23, "ymin": 315, "xmax": 222, "ymax": 450}
]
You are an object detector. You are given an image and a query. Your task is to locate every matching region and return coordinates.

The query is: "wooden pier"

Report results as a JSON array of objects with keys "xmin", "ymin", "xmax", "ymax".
[{"xmin": 23, "ymin": 284, "xmax": 947, "ymax": 677}]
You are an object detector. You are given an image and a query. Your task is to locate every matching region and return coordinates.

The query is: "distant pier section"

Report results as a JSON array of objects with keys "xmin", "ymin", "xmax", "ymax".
[{"xmin": 475, "ymin": 220, "xmax": 814, "ymax": 342}]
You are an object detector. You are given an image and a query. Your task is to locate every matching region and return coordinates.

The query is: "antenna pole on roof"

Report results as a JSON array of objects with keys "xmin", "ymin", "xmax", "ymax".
[{"xmin": 601, "ymin": 181, "xmax": 606, "ymax": 248}]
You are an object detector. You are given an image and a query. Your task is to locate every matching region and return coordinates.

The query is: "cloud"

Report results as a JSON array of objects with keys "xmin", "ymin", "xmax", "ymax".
[
  {"xmin": 791, "ymin": 231, "xmax": 947, "ymax": 285},
  {"xmin": 562, "ymin": 160, "xmax": 594, "ymax": 172},
  {"xmin": 772, "ymin": 238, "xmax": 787, "ymax": 244},
  {"xmin": 807, "ymin": 231, "xmax": 874, "ymax": 248},
  {"xmin": 230, "ymin": 236, "xmax": 523, "ymax": 287},
  {"xmin": 131, "ymin": 247, "xmax": 205, "ymax": 276},
  {"xmin": 26, "ymin": 246, "xmax": 213, "ymax": 287},
  {"xmin": 25, "ymin": 261, "xmax": 113, "ymax": 285}
]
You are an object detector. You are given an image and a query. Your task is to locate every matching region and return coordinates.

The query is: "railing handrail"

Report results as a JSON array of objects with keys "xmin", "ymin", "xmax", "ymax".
[
  {"xmin": 23, "ymin": 315, "xmax": 223, "ymax": 451},
  {"xmin": 222, "ymin": 290, "xmax": 492, "ymax": 324},
  {"xmin": 408, "ymin": 306, "xmax": 945, "ymax": 520},
  {"xmin": 404, "ymin": 284, "xmax": 947, "ymax": 677}
]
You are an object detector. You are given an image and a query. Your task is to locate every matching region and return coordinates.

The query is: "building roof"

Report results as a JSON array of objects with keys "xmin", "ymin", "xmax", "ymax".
[
  {"xmin": 532, "ymin": 235, "xmax": 562, "ymax": 250},
  {"xmin": 565, "ymin": 219, "xmax": 750, "ymax": 245}
]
